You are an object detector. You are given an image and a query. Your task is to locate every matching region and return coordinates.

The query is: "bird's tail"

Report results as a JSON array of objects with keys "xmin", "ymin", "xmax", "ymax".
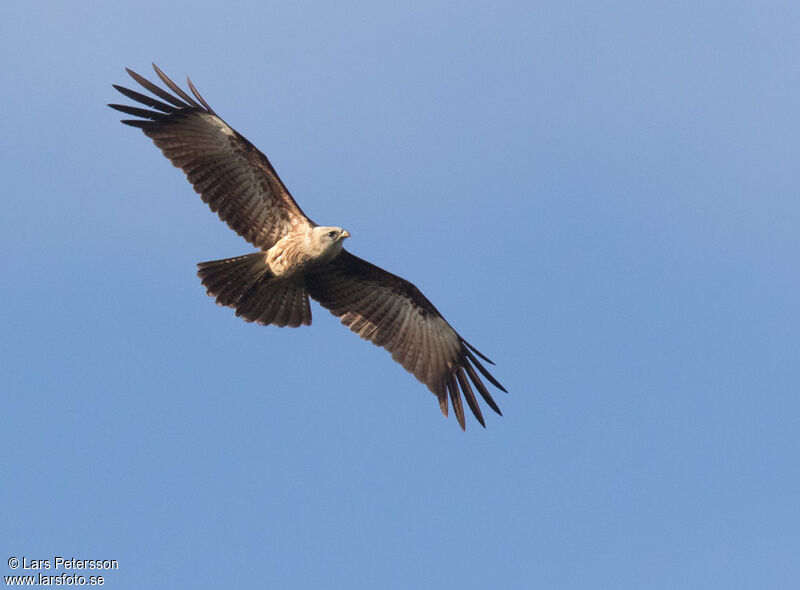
[{"xmin": 197, "ymin": 253, "xmax": 312, "ymax": 327}]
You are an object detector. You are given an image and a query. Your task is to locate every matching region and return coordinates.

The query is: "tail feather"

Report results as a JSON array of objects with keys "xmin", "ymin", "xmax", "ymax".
[{"xmin": 197, "ymin": 253, "xmax": 312, "ymax": 327}]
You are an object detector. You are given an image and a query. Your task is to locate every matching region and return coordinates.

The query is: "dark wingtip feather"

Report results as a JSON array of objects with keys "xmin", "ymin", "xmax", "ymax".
[
  {"xmin": 447, "ymin": 373, "xmax": 466, "ymax": 430},
  {"xmin": 112, "ymin": 84, "xmax": 175, "ymax": 113},
  {"xmin": 462, "ymin": 338, "xmax": 496, "ymax": 365},
  {"xmin": 456, "ymin": 368, "xmax": 486, "ymax": 428},
  {"xmin": 463, "ymin": 362, "xmax": 503, "ymax": 417},
  {"xmin": 464, "ymin": 348, "xmax": 508, "ymax": 393},
  {"xmin": 152, "ymin": 63, "xmax": 201, "ymax": 108},
  {"xmin": 187, "ymin": 76, "xmax": 216, "ymax": 115},
  {"xmin": 124, "ymin": 66, "xmax": 189, "ymax": 109},
  {"xmin": 107, "ymin": 103, "xmax": 165, "ymax": 120}
]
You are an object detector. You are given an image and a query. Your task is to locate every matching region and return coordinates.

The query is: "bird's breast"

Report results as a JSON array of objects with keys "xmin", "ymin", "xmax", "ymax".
[{"xmin": 266, "ymin": 234, "xmax": 314, "ymax": 277}]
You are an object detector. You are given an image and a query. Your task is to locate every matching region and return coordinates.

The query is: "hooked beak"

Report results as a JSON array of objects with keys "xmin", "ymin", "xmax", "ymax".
[{"xmin": 341, "ymin": 230, "xmax": 351, "ymax": 239}]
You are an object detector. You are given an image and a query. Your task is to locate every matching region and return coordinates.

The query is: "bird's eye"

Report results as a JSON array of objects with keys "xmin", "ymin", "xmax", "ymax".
[{"xmin": 327, "ymin": 230, "xmax": 337, "ymax": 238}]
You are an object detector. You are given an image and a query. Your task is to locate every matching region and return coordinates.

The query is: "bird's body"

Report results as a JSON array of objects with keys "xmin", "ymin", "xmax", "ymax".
[{"xmin": 110, "ymin": 64, "xmax": 507, "ymax": 429}]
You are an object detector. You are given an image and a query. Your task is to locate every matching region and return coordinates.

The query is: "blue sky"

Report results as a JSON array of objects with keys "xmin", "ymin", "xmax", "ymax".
[{"xmin": 2, "ymin": 1, "xmax": 799, "ymax": 588}]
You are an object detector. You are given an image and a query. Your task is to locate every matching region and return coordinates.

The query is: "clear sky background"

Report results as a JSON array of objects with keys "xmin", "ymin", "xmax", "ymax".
[{"xmin": 2, "ymin": 1, "xmax": 799, "ymax": 588}]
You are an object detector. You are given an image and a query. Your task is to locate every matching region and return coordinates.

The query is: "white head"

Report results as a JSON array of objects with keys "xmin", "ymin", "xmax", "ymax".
[{"xmin": 310, "ymin": 226, "xmax": 351, "ymax": 262}]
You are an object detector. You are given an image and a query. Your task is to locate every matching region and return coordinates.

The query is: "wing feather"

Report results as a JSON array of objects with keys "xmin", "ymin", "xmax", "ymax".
[
  {"xmin": 307, "ymin": 251, "xmax": 506, "ymax": 429},
  {"xmin": 456, "ymin": 368, "xmax": 485, "ymax": 428},
  {"xmin": 417, "ymin": 314, "xmax": 433, "ymax": 385},
  {"xmin": 152, "ymin": 63, "xmax": 202, "ymax": 108},
  {"xmin": 112, "ymin": 84, "xmax": 175, "ymax": 113},
  {"xmin": 125, "ymin": 67, "xmax": 187, "ymax": 108},
  {"xmin": 109, "ymin": 64, "xmax": 313, "ymax": 250},
  {"xmin": 446, "ymin": 372, "xmax": 465, "ymax": 429}
]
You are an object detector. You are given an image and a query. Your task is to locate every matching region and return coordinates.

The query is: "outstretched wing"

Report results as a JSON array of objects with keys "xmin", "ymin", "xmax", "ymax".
[
  {"xmin": 306, "ymin": 251, "xmax": 507, "ymax": 429},
  {"xmin": 109, "ymin": 64, "xmax": 313, "ymax": 250}
]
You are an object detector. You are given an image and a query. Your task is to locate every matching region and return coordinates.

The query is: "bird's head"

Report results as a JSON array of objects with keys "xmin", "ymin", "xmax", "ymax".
[{"xmin": 311, "ymin": 226, "xmax": 351, "ymax": 261}]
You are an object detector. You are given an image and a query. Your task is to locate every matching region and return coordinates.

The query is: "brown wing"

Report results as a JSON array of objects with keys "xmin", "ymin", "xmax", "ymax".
[
  {"xmin": 109, "ymin": 64, "xmax": 313, "ymax": 249},
  {"xmin": 306, "ymin": 250, "xmax": 506, "ymax": 429}
]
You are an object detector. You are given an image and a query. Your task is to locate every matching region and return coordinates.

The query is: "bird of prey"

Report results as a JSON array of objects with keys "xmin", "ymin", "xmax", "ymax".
[{"xmin": 109, "ymin": 64, "xmax": 507, "ymax": 429}]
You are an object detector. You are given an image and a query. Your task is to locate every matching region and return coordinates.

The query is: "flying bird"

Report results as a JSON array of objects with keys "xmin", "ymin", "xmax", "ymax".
[{"xmin": 109, "ymin": 64, "xmax": 507, "ymax": 429}]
